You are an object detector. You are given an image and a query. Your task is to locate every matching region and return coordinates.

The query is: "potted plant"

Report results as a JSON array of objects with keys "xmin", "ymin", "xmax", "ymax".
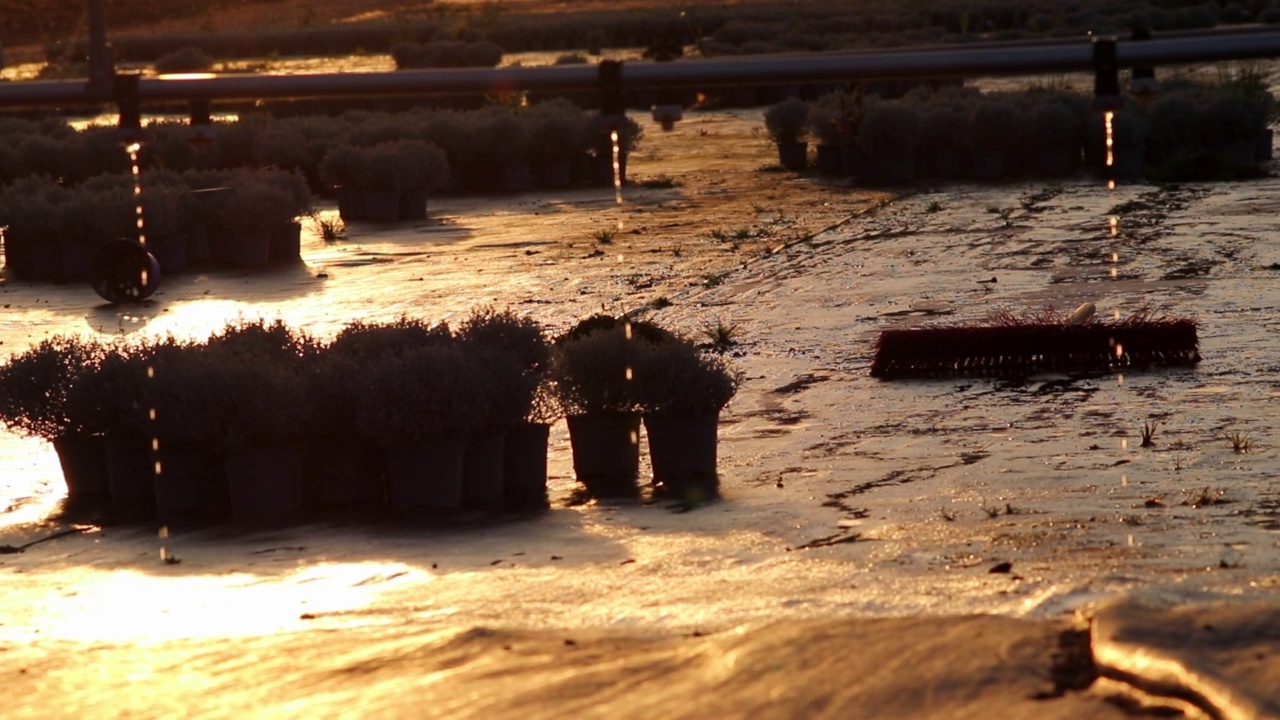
[
  {"xmin": 636, "ymin": 337, "xmax": 742, "ymax": 505},
  {"xmin": 0, "ymin": 335, "xmax": 110, "ymax": 505},
  {"xmin": 352, "ymin": 142, "xmax": 408, "ymax": 222},
  {"xmin": 142, "ymin": 335, "xmax": 232, "ymax": 526},
  {"xmin": 456, "ymin": 308, "xmax": 551, "ymax": 512},
  {"xmin": 1146, "ymin": 92, "xmax": 1204, "ymax": 168},
  {"xmin": 66, "ymin": 337, "xmax": 156, "ymax": 516},
  {"xmin": 0, "ymin": 176, "xmax": 66, "ymax": 280},
  {"xmin": 305, "ymin": 316, "xmax": 451, "ymax": 512},
  {"xmin": 917, "ymin": 105, "xmax": 969, "ymax": 179},
  {"xmin": 765, "ymin": 97, "xmax": 810, "ymax": 171},
  {"xmin": 356, "ymin": 341, "xmax": 490, "ymax": 512},
  {"xmin": 502, "ymin": 380, "xmax": 561, "ymax": 513},
  {"xmin": 392, "ymin": 139, "xmax": 450, "ymax": 221},
  {"xmin": 525, "ymin": 99, "xmax": 592, "ymax": 188},
  {"xmin": 319, "ymin": 144, "xmax": 366, "ymax": 222},
  {"xmin": 304, "ymin": 348, "xmax": 385, "ymax": 513},
  {"xmin": 807, "ymin": 101, "xmax": 848, "ymax": 176},
  {"xmin": 549, "ymin": 314, "xmax": 672, "ymax": 499},
  {"xmin": 856, "ymin": 100, "xmax": 921, "ymax": 183},
  {"xmin": 968, "ymin": 98, "xmax": 1023, "ymax": 180},
  {"xmin": 257, "ymin": 169, "xmax": 313, "ymax": 262},
  {"xmin": 220, "ymin": 180, "xmax": 296, "ymax": 267},
  {"xmin": 1029, "ymin": 99, "xmax": 1084, "ymax": 177},
  {"xmin": 201, "ymin": 319, "xmax": 315, "ymax": 526}
]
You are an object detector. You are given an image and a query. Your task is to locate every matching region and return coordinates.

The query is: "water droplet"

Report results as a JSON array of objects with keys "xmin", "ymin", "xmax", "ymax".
[
  {"xmin": 610, "ymin": 129, "xmax": 623, "ymax": 207},
  {"xmin": 1103, "ymin": 110, "xmax": 1115, "ymax": 169}
]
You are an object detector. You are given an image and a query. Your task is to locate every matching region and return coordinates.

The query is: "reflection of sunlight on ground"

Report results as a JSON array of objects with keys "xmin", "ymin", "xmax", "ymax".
[
  {"xmin": 0, "ymin": 437, "xmax": 62, "ymax": 526},
  {"xmin": 0, "ymin": 561, "xmax": 432, "ymax": 643}
]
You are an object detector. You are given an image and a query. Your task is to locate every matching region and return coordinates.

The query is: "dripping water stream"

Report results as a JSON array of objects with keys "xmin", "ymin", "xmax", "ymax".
[{"xmin": 127, "ymin": 141, "xmax": 171, "ymax": 560}]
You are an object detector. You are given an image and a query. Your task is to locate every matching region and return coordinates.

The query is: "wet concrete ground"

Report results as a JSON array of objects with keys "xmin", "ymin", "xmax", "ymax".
[{"xmin": 3, "ymin": 107, "xmax": 1280, "ymax": 717}]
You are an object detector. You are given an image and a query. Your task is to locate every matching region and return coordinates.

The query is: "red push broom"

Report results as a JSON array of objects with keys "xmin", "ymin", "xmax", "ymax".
[{"xmin": 869, "ymin": 304, "xmax": 1200, "ymax": 379}]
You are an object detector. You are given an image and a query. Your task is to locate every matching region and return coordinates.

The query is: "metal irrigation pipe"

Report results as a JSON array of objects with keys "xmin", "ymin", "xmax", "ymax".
[{"xmin": 0, "ymin": 27, "xmax": 1279, "ymax": 109}]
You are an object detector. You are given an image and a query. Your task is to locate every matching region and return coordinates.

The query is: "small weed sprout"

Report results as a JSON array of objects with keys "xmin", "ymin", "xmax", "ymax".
[
  {"xmin": 986, "ymin": 206, "xmax": 1015, "ymax": 227},
  {"xmin": 310, "ymin": 212, "xmax": 346, "ymax": 243},
  {"xmin": 590, "ymin": 228, "xmax": 617, "ymax": 245},
  {"xmin": 1140, "ymin": 420, "xmax": 1158, "ymax": 448},
  {"xmin": 1173, "ymin": 454, "xmax": 1183, "ymax": 472},
  {"xmin": 702, "ymin": 272, "xmax": 728, "ymax": 288},
  {"xmin": 926, "ymin": 200, "xmax": 943, "ymax": 213},
  {"xmin": 1180, "ymin": 486, "xmax": 1230, "ymax": 508},
  {"xmin": 650, "ymin": 296, "xmax": 673, "ymax": 309},
  {"xmin": 731, "ymin": 227, "xmax": 755, "ymax": 241},
  {"xmin": 709, "ymin": 228, "xmax": 730, "ymax": 242},
  {"xmin": 638, "ymin": 175, "xmax": 679, "ymax": 189},
  {"xmin": 1225, "ymin": 431, "xmax": 1252, "ymax": 453},
  {"xmin": 981, "ymin": 503, "xmax": 1003, "ymax": 518},
  {"xmin": 701, "ymin": 317, "xmax": 740, "ymax": 350}
]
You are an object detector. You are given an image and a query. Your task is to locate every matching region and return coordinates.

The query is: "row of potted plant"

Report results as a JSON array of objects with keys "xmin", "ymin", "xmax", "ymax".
[
  {"xmin": 0, "ymin": 311, "xmax": 741, "ymax": 526},
  {"xmin": 390, "ymin": 40, "xmax": 505, "ymax": 69},
  {"xmin": 0, "ymin": 168, "xmax": 312, "ymax": 281},
  {"xmin": 765, "ymin": 75, "xmax": 1274, "ymax": 184},
  {"xmin": 0, "ymin": 100, "xmax": 641, "ymax": 198}
]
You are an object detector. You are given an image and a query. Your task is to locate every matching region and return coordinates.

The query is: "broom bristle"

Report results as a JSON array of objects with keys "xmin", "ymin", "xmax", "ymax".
[{"xmin": 870, "ymin": 318, "xmax": 1199, "ymax": 379}]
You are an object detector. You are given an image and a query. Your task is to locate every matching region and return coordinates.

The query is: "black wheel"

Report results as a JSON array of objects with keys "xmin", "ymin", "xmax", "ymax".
[{"xmin": 91, "ymin": 238, "xmax": 161, "ymax": 304}]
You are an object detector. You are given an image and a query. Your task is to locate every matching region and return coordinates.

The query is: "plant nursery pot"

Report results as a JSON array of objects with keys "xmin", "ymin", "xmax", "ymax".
[
  {"xmin": 384, "ymin": 441, "xmax": 466, "ymax": 511},
  {"xmin": 305, "ymin": 437, "xmax": 386, "ymax": 512},
  {"xmin": 104, "ymin": 431, "xmax": 155, "ymax": 515},
  {"xmin": 1107, "ymin": 147, "xmax": 1146, "ymax": 181},
  {"xmin": 1217, "ymin": 139, "xmax": 1258, "ymax": 168},
  {"xmin": 364, "ymin": 190, "xmax": 401, "ymax": 223},
  {"xmin": 336, "ymin": 186, "xmax": 367, "ymax": 222},
  {"xmin": 644, "ymin": 413, "xmax": 721, "ymax": 505},
  {"xmin": 186, "ymin": 224, "xmax": 212, "ymax": 264},
  {"xmin": 6, "ymin": 233, "xmax": 61, "ymax": 280},
  {"xmin": 53, "ymin": 434, "xmax": 110, "ymax": 500},
  {"xmin": 55, "ymin": 238, "xmax": 94, "ymax": 280},
  {"xmin": 227, "ymin": 228, "xmax": 271, "ymax": 267},
  {"xmin": 399, "ymin": 186, "xmax": 429, "ymax": 221},
  {"xmin": 268, "ymin": 221, "xmax": 302, "ymax": 263},
  {"xmin": 776, "ymin": 141, "xmax": 808, "ymax": 171},
  {"xmin": 567, "ymin": 412, "xmax": 641, "ymax": 499},
  {"xmin": 1256, "ymin": 129, "xmax": 1273, "ymax": 161},
  {"xmin": 500, "ymin": 162, "xmax": 533, "ymax": 193},
  {"xmin": 533, "ymin": 159, "xmax": 573, "ymax": 189},
  {"xmin": 814, "ymin": 144, "xmax": 847, "ymax": 176},
  {"xmin": 871, "ymin": 155, "xmax": 917, "ymax": 184},
  {"xmin": 150, "ymin": 232, "xmax": 189, "ymax": 275},
  {"xmin": 153, "ymin": 442, "xmax": 229, "ymax": 527},
  {"xmin": 503, "ymin": 423, "xmax": 550, "ymax": 513},
  {"xmin": 970, "ymin": 150, "xmax": 1008, "ymax": 181},
  {"xmin": 1037, "ymin": 146, "xmax": 1080, "ymax": 177},
  {"xmin": 927, "ymin": 147, "xmax": 967, "ymax": 179},
  {"xmin": 225, "ymin": 445, "xmax": 307, "ymax": 527},
  {"xmin": 461, "ymin": 430, "xmax": 506, "ymax": 513}
]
